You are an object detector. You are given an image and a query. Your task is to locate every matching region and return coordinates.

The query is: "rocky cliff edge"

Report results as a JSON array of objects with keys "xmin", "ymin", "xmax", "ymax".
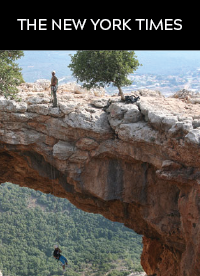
[{"xmin": 1, "ymin": 81, "xmax": 200, "ymax": 276}]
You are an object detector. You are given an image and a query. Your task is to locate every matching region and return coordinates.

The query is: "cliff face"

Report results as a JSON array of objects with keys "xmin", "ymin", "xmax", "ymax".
[{"xmin": 1, "ymin": 83, "xmax": 200, "ymax": 276}]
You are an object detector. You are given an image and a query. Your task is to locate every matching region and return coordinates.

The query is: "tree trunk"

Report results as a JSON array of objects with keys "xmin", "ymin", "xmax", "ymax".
[{"xmin": 118, "ymin": 86, "xmax": 125, "ymax": 101}]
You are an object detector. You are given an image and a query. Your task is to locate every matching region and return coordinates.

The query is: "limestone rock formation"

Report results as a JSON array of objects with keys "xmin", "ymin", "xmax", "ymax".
[{"xmin": 0, "ymin": 82, "xmax": 200, "ymax": 276}]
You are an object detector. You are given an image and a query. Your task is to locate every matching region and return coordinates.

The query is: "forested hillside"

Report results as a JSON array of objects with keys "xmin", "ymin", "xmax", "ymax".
[{"xmin": 0, "ymin": 183, "xmax": 143, "ymax": 276}]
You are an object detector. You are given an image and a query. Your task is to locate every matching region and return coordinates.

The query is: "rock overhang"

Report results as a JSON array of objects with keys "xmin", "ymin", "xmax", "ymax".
[{"xmin": 1, "ymin": 83, "xmax": 200, "ymax": 276}]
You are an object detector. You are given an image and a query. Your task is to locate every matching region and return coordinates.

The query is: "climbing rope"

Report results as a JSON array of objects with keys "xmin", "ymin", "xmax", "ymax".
[{"xmin": 50, "ymin": 158, "xmax": 60, "ymax": 247}]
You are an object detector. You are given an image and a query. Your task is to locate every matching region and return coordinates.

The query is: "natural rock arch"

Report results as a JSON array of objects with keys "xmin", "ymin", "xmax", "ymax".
[{"xmin": 1, "ymin": 85, "xmax": 200, "ymax": 276}]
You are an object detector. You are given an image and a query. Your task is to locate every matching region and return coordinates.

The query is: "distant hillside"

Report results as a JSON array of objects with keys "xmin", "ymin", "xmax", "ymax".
[
  {"xmin": 136, "ymin": 51, "xmax": 200, "ymax": 75},
  {"xmin": 0, "ymin": 183, "xmax": 143, "ymax": 276},
  {"xmin": 18, "ymin": 51, "xmax": 200, "ymax": 83}
]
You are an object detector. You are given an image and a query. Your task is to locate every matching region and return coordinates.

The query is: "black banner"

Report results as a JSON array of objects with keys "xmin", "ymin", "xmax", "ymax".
[{"xmin": 1, "ymin": 17, "xmax": 198, "ymax": 50}]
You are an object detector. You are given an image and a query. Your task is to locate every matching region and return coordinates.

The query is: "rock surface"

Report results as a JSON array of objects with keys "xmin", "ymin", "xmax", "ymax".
[{"xmin": 1, "ymin": 82, "xmax": 200, "ymax": 276}]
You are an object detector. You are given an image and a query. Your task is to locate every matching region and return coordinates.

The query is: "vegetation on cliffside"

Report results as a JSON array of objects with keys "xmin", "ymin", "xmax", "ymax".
[
  {"xmin": 0, "ymin": 50, "xmax": 24, "ymax": 98},
  {"xmin": 0, "ymin": 183, "xmax": 143, "ymax": 276}
]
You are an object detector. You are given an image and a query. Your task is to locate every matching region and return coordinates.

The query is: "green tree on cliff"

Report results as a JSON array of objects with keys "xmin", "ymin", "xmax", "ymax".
[
  {"xmin": 68, "ymin": 50, "xmax": 141, "ymax": 100},
  {"xmin": 0, "ymin": 50, "xmax": 24, "ymax": 98}
]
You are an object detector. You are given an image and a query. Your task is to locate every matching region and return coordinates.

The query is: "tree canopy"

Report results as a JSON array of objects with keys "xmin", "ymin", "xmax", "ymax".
[
  {"xmin": 0, "ymin": 183, "xmax": 143, "ymax": 276},
  {"xmin": 0, "ymin": 50, "xmax": 24, "ymax": 98},
  {"xmin": 68, "ymin": 50, "xmax": 141, "ymax": 100}
]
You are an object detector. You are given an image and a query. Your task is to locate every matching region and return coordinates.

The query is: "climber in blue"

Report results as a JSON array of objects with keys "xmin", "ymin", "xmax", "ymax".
[{"xmin": 53, "ymin": 245, "xmax": 68, "ymax": 271}]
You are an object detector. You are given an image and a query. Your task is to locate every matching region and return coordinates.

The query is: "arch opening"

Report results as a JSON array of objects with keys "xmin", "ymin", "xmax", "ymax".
[
  {"xmin": 0, "ymin": 182, "xmax": 144, "ymax": 276},
  {"xmin": 0, "ymin": 144, "xmax": 185, "ymax": 276}
]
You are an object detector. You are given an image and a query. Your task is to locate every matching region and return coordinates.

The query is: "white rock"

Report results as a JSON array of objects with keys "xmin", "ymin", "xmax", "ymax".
[
  {"xmin": 28, "ymin": 104, "xmax": 49, "ymax": 115},
  {"xmin": 90, "ymin": 86, "xmax": 105, "ymax": 97},
  {"xmin": 107, "ymin": 102, "xmax": 142, "ymax": 130},
  {"xmin": 74, "ymin": 84, "xmax": 88, "ymax": 94},
  {"xmin": 27, "ymin": 97, "xmax": 50, "ymax": 105},
  {"xmin": 185, "ymin": 129, "xmax": 200, "ymax": 144},
  {"xmin": 0, "ymin": 99, "xmax": 10, "ymax": 111},
  {"xmin": 169, "ymin": 121, "xmax": 193, "ymax": 135},
  {"xmin": 91, "ymin": 99, "xmax": 109, "ymax": 108},
  {"xmin": 48, "ymin": 107, "xmax": 63, "ymax": 117},
  {"xmin": 35, "ymin": 79, "xmax": 50, "ymax": 90},
  {"xmin": 59, "ymin": 102, "xmax": 77, "ymax": 115},
  {"xmin": 123, "ymin": 105, "xmax": 142, "ymax": 124},
  {"xmin": 139, "ymin": 102, "xmax": 152, "ymax": 121},
  {"xmin": 117, "ymin": 122, "xmax": 158, "ymax": 144},
  {"xmin": 137, "ymin": 89, "xmax": 162, "ymax": 97},
  {"xmin": 3, "ymin": 129, "xmax": 43, "ymax": 145},
  {"xmin": 1, "ymin": 99, "xmax": 27, "ymax": 113},
  {"xmin": 53, "ymin": 141, "xmax": 75, "ymax": 160},
  {"xmin": 107, "ymin": 103, "xmax": 128, "ymax": 119},
  {"xmin": 64, "ymin": 109, "xmax": 111, "ymax": 133},
  {"xmin": 193, "ymin": 119, "xmax": 200, "ymax": 129},
  {"xmin": 148, "ymin": 111, "xmax": 164, "ymax": 128},
  {"xmin": 162, "ymin": 115, "xmax": 178, "ymax": 130}
]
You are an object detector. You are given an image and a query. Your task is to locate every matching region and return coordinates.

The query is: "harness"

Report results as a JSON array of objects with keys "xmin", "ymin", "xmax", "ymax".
[{"xmin": 53, "ymin": 249, "xmax": 61, "ymax": 260}]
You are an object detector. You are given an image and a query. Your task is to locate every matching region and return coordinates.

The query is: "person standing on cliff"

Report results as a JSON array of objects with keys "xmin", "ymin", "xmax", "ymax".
[{"xmin": 51, "ymin": 71, "xmax": 58, "ymax": 107}]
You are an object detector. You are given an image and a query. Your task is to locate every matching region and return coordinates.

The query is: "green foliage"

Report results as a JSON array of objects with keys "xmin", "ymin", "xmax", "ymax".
[
  {"xmin": 68, "ymin": 50, "xmax": 141, "ymax": 98},
  {"xmin": 107, "ymin": 271, "xmax": 129, "ymax": 276},
  {"xmin": 0, "ymin": 183, "xmax": 143, "ymax": 276},
  {"xmin": 0, "ymin": 50, "xmax": 24, "ymax": 98}
]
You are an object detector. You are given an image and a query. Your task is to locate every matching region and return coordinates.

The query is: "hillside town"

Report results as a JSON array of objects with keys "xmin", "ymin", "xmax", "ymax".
[
  {"xmin": 56, "ymin": 69, "xmax": 200, "ymax": 98},
  {"xmin": 128, "ymin": 69, "xmax": 200, "ymax": 97}
]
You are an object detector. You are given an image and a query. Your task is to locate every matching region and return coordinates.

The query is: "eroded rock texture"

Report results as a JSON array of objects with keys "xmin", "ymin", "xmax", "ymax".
[{"xmin": 1, "ymin": 84, "xmax": 200, "ymax": 276}]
